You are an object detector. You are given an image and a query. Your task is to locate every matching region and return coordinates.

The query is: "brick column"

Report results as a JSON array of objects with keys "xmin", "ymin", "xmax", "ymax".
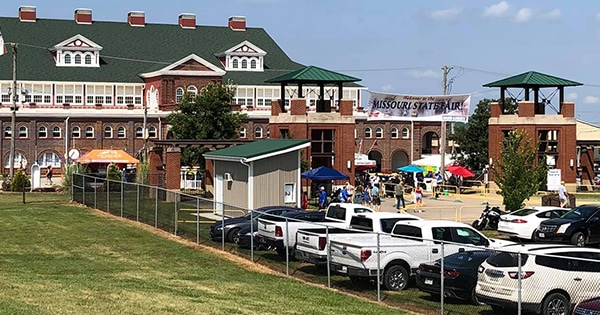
[
  {"xmin": 147, "ymin": 147, "xmax": 163, "ymax": 186},
  {"xmin": 165, "ymin": 147, "xmax": 181, "ymax": 190}
]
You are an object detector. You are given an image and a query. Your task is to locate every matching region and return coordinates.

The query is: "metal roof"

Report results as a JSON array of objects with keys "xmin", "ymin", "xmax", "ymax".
[
  {"xmin": 483, "ymin": 71, "xmax": 583, "ymax": 88},
  {"xmin": 265, "ymin": 65, "xmax": 361, "ymax": 84},
  {"xmin": 203, "ymin": 139, "xmax": 310, "ymax": 162}
]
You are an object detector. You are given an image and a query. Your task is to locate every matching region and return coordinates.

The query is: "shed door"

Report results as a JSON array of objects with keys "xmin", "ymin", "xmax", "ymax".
[{"xmin": 214, "ymin": 174, "xmax": 224, "ymax": 215}]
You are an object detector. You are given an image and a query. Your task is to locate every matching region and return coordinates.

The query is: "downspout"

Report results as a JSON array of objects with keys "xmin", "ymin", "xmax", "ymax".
[
  {"xmin": 64, "ymin": 116, "xmax": 70, "ymax": 163},
  {"xmin": 241, "ymin": 158, "xmax": 253, "ymax": 210},
  {"xmin": 158, "ymin": 117, "xmax": 162, "ymax": 140}
]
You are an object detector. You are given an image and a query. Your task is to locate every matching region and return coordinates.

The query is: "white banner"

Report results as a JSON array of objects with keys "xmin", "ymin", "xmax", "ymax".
[
  {"xmin": 367, "ymin": 92, "xmax": 471, "ymax": 122},
  {"xmin": 547, "ymin": 169, "xmax": 561, "ymax": 191}
]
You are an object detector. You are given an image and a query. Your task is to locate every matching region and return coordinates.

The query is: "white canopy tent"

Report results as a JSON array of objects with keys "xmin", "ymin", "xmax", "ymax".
[{"xmin": 412, "ymin": 154, "xmax": 454, "ymax": 171}]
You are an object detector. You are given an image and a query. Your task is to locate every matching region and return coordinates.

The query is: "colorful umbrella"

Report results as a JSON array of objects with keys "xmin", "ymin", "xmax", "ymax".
[
  {"xmin": 447, "ymin": 165, "xmax": 475, "ymax": 178},
  {"xmin": 398, "ymin": 164, "xmax": 425, "ymax": 173}
]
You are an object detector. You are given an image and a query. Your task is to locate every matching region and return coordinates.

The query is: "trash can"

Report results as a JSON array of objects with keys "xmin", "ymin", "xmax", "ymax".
[
  {"xmin": 542, "ymin": 194, "xmax": 576, "ymax": 208},
  {"xmin": 443, "ymin": 190, "xmax": 449, "ymax": 196}
]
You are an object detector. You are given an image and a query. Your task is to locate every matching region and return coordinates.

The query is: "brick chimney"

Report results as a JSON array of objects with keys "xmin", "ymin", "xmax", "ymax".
[
  {"xmin": 74, "ymin": 8, "xmax": 92, "ymax": 24},
  {"xmin": 127, "ymin": 11, "xmax": 145, "ymax": 27},
  {"xmin": 178, "ymin": 13, "xmax": 196, "ymax": 29},
  {"xmin": 18, "ymin": 6, "xmax": 36, "ymax": 22},
  {"xmin": 228, "ymin": 16, "xmax": 246, "ymax": 31}
]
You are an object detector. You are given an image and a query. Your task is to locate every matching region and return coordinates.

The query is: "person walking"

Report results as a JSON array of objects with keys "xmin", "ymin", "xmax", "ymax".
[
  {"xmin": 395, "ymin": 180, "xmax": 406, "ymax": 211},
  {"xmin": 301, "ymin": 191, "xmax": 309, "ymax": 210},
  {"xmin": 46, "ymin": 165, "xmax": 53, "ymax": 185},
  {"xmin": 318, "ymin": 186, "xmax": 328, "ymax": 210},
  {"xmin": 371, "ymin": 183, "xmax": 381, "ymax": 211},
  {"xmin": 415, "ymin": 185, "xmax": 424, "ymax": 208},
  {"xmin": 363, "ymin": 184, "xmax": 372, "ymax": 206},
  {"xmin": 558, "ymin": 181, "xmax": 570, "ymax": 208}
]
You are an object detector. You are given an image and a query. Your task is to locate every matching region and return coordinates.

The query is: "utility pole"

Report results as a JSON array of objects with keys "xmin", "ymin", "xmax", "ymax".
[
  {"xmin": 440, "ymin": 65, "xmax": 453, "ymax": 185},
  {"xmin": 9, "ymin": 43, "xmax": 18, "ymax": 179}
]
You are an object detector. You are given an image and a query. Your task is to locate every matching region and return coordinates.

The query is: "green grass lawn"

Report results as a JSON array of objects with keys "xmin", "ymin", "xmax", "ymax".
[{"xmin": 0, "ymin": 192, "xmax": 413, "ymax": 315}]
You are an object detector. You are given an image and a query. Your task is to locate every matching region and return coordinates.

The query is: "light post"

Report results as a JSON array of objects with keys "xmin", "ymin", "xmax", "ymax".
[{"xmin": 8, "ymin": 43, "xmax": 17, "ymax": 179}]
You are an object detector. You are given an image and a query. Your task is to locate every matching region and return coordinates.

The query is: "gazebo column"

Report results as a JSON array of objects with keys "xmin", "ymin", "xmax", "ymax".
[
  {"xmin": 279, "ymin": 83, "xmax": 286, "ymax": 113},
  {"xmin": 559, "ymin": 86, "xmax": 564, "ymax": 113},
  {"xmin": 298, "ymin": 83, "xmax": 303, "ymax": 98}
]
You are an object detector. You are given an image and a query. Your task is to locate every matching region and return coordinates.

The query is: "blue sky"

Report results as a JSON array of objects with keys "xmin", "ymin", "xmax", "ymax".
[{"xmin": 2, "ymin": 0, "xmax": 600, "ymax": 123}]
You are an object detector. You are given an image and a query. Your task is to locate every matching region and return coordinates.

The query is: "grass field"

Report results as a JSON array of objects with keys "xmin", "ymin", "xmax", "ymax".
[{"xmin": 0, "ymin": 192, "xmax": 416, "ymax": 315}]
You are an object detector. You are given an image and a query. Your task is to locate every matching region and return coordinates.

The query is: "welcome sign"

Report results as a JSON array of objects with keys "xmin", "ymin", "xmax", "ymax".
[{"xmin": 367, "ymin": 92, "xmax": 471, "ymax": 122}]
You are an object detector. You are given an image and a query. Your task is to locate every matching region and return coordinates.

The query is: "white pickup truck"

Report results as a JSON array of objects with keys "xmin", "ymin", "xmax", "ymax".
[
  {"xmin": 329, "ymin": 220, "xmax": 515, "ymax": 291},
  {"xmin": 257, "ymin": 203, "xmax": 373, "ymax": 257},
  {"xmin": 294, "ymin": 211, "xmax": 421, "ymax": 265}
]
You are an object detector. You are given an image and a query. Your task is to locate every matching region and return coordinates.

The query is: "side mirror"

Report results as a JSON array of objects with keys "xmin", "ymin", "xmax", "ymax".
[{"xmin": 590, "ymin": 217, "xmax": 599, "ymax": 224}]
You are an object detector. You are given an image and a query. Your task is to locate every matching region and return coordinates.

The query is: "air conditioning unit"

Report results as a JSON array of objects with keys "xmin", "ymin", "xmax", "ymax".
[{"xmin": 224, "ymin": 172, "xmax": 233, "ymax": 182}]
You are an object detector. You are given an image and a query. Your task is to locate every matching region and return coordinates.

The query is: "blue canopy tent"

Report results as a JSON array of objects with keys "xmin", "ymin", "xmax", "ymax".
[
  {"xmin": 398, "ymin": 165, "xmax": 425, "ymax": 173},
  {"xmin": 301, "ymin": 166, "xmax": 350, "ymax": 181}
]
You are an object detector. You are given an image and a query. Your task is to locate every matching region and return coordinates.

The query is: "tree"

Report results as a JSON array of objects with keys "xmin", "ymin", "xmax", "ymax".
[
  {"xmin": 450, "ymin": 98, "xmax": 517, "ymax": 174},
  {"xmin": 491, "ymin": 129, "xmax": 548, "ymax": 211},
  {"xmin": 167, "ymin": 82, "xmax": 247, "ymax": 166}
]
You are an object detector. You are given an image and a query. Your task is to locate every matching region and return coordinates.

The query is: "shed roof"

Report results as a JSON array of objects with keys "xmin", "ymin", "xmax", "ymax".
[
  {"xmin": 203, "ymin": 139, "xmax": 310, "ymax": 162},
  {"xmin": 483, "ymin": 71, "xmax": 583, "ymax": 88},
  {"xmin": 265, "ymin": 65, "xmax": 361, "ymax": 84}
]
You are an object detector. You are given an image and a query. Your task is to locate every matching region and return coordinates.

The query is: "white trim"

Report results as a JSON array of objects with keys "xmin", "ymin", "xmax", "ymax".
[
  {"xmin": 202, "ymin": 155, "xmax": 242, "ymax": 162},
  {"xmin": 244, "ymin": 142, "xmax": 310, "ymax": 162},
  {"xmin": 53, "ymin": 34, "xmax": 103, "ymax": 51},
  {"xmin": 139, "ymin": 54, "xmax": 225, "ymax": 78},
  {"xmin": 297, "ymin": 150, "xmax": 301, "ymax": 208},
  {"xmin": 217, "ymin": 40, "xmax": 267, "ymax": 57},
  {"xmin": 247, "ymin": 161, "xmax": 254, "ymax": 210}
]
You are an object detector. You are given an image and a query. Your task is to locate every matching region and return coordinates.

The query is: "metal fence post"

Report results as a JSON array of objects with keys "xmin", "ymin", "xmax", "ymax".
[
  {"xmin": 196, "ymin": 198, "xmax": 200, "ymax": 244},
  {"xmin": 518, "ymin": 251, "xmax": 522, "ymax": 315},
  {"xmin": 250, "ymin": 210, "xmax": 255, "ymax": 262},
  {"xmin": 326, "ymin": 225, "xmax": 330, "ymax": 288},
  {"xmin": 440, "ymin": 241, "xmax": 445, "ymax": 315},
  {"xmin": 377, "ymin": 232, "xmax": 381, "ymax": 303},
  {"xmin": 136, "ymin": 184, "xmax": 140, "ymax": 222},
  {"xmin": 285, "ymin": 218, "xmax": 289, "ymax": 276},
  {"xmin": 82, "ymin": 175, "xmax": 86, "ymax": 206},
  {"xmin": 94, "ymin": 177, "xmax": 97, "ymax": 209},
  {"xmin": 120, "ymin": 181, "xmax": 124, "ymax": 217},
  {"xmin": 107, "ymin": 179, "xmax": 110, "ymax": 214},
  {"xmin": 154, "ymin": 187, "xmax": 158, "ymax": 229},
  {"xmin": 174, "ymin": 197, "xmax": 178, "ymax": 236}
]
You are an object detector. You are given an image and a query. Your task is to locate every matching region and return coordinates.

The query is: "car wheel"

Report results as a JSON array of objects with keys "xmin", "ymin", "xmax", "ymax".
[
  {"xmin": 227, "ymin": 228, "xmax": 240, "ymax": 243},
  {"xmin": 470, "ymin": 287, "xmax": 483, "ymax": 305},
  {"xmin": 383, "ymin": 265, "xmax": 408, "ymax": 291},
  {"xmin": 276, "ymin": 246, "xmax": 291, "ymax": 257},
  {"xmin": 570, "ymin": 232, "xmax": 586, "ymax": 247},
  {"xmin": 541, "ymin": 292, "xmax": 569, "ymax": 315}
]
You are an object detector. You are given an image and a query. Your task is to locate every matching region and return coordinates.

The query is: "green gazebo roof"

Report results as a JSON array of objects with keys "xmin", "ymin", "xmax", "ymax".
[
  {"xmin": 203, "ymin": 139, "xmax": 310, "ymax": 162},
  {"xmin": 265, "ymin": 65, "xmax": 361, "ymax": 84},
  {"xmin": 483, "ymin": 71, "xmax": 583, "ymax": 88}
]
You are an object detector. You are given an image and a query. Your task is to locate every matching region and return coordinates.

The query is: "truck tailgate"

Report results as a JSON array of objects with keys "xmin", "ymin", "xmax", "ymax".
[{"xmin": 257, "ymin": 219, "xmax": 277, "ymax": 239}]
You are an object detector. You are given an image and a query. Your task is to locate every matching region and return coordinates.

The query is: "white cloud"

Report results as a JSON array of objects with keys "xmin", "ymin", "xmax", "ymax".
[
  {"xmin": 410, "ymin": 69, "xmax": 440, "ymax": 78},
  {"xmin": 515, "ymin": 8, "xmax": 533, "ymax": 23},
  {"xmin": 542, "ymin": 9, "xmax": 561, "ymax": 19},
  {"xmin": 583, "ymin": 96, "xmax": 600, "ymax": 104},
  {"xmin": 381, "ymin": 85, "xmax": 393, "ymax": 92},
  {"xmin": 483, "ymin": 1, "xmax": 509, "ymax": 18},
  {"xmin": 566, "ymin": 92, "xmax": 578, "ymax": 100},
  {"xmin": 427, "ymin": 8, "xmax": 462, "ymax": 21}
]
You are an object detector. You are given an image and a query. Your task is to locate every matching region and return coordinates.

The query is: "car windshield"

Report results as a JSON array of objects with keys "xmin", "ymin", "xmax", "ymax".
[
  {"xmin": 561, "ymin": 206, "xmax": 598, "ymax": 220},
  {"xmin": 510, "ymin": 209, "xmax": 537, "ymax": 216},
  {"xmin": 487, "ymin": 251, "xmax": 529, "ymax": 267},
  {"xmin": 442, "ymin": 251, "xmax": 491, "ymax": 267}
]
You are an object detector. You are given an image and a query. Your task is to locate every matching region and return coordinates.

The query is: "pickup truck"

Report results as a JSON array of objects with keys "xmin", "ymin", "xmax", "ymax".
[
  {"xmin": 329, "ymin": 220, "xmax": 514, "ymax": 291},
  {"xmin": 294, "ymin": 211, "xmax": 421, "ymax": 265},
  {"xmin": 257, "ymin": 203, "xmax": 374, "ymax": 256}
]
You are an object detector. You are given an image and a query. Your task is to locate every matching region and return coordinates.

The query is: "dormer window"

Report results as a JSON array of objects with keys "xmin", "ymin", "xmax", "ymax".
[
  {"xmin": 54, "ymin": 34, "xmax": 102, "ymax": 67},
  {"xmin": 220, "ymin": 40, "xmax": 266, "ymax": 72}
]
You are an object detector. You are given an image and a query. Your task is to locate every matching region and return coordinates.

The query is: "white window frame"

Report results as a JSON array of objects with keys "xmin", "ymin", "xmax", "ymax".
[
  {"xmin": 375, "ymin": 127, "xmax": 383, "ymax": 138},
  {"xmin": 135, "ymin": 126, "xmax": 143, "ymax": 138},
  {"xmin": 235, "ymin": 87, "xmax": 254, "ymax": 106},
  {"xmin": 4, "ymin": 126, "xmax": 11, "ymax": 138},
  {"xmin": 256, "ymin": 87, "xmax": 278, "ymax": 107},
  {"xmin": 52, "ymin": 126, "xmax": 62, "ymax": 138},
  {"xmin": 38, "ymin": 152, "xmax": 61, "ymax": 168},
  {"xmin": 391, "ymin": 127, "xmax": 399, "ymax": 139},
  {"xmin": 365, "ymin": 127, "xmax": 372, "ymax": 138},
  {"xmin": 86, "ymin": 85, "xmax": 114, "ymax": 105},
  {"xmin": 3, "ymin": 152, "xmax": 27, "ymax": 169},
  {"xmin": 254, "ymin": 126, "xmax": 263, "ymax": 138},
  {"xmin": 72, "ymin": 126, "xmax": 81, "ymax": 138},
  {"xmin": 55, "ymin": 83, "xmax": 84, "ymax": 105},
  {"xmin": 117, "ymin": 126, "xmax": 126, "ymax": 138},
  {"xmin": 85, "ymin": 126, "xmax": 94, "ymax": 138},
  {"xmin": 239, "ymin": 127, "xmax": 246, "ymax": 138},
  {"xmin": 18, "ymin": 126, "xmax": 27, "ymax": 138},
  {"xmin": 175, "ymin": 87, "xmax": 184, "ymax": 103},
  {"xmin": 38, "ymin": 126, "xmax": 48, "ymax": 138},
  {"xmin": 115, "ymin": 85, "xmax": 142, "ymax": 105},
  {"xmin": 402, "ymin": 127, "xmax": 410, "ymax": 139},
  {"xmin": 21, "ymin": 83, "xmax": 52, "ymax": 104},
  {"xmin": 104, "ymin": 126, "xmax": 113, "ymax": 138},
  {"xmin": 148, "ymin": 126, "xmax": 157, "ymax": 138}
]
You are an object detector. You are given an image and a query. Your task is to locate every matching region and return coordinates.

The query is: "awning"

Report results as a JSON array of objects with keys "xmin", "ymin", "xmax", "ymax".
[{"xmin": 76, "ymin": 149, "xmax": 139, "ymax": 164}]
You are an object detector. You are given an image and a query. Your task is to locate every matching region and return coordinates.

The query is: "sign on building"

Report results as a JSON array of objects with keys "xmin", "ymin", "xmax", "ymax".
[{"xmin": 547, "ymin": 169, "xmax": 562, "ymax": 191}]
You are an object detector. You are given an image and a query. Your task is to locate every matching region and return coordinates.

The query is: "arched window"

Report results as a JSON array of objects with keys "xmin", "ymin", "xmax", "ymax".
[
  {"xmin": 241, "ymin": 59, "xmax": 248, "ymax": 69},
  {"xmin": 39, "ymin": 152, "xmax": 61, "ymax": 168},
  {"xmin": 232, "ymin": 59, "xmax": 239, "ymax": 69},
  {"xmin": 175, "ymin": 87, "xmax": 184, "ymax": 103},
  {"xmin": 135, "ymin": 126, "xmax": 144, "ymax": 138},
  {"xmin": 74, "ymin": 54, "xmax": 82, "ymax": 64},
  {"xmin": 19, "ymin": 126, "xmax": 28, "ymax": 138},
  {"xmin": 53, "ymin": 127, "xmax": 62, "ymax": 138},
  {"xmin": 85, "ymin": 126, "xmax": 94, "ymax": 138},
  {"xmin": 250, "ymin": 59, "xmax": 257, "ymax": 69},
  {"xmin": 187, "ymin": 86, "xmax": 197, "ymax": 95},
  {"xmin": 64, "ymin": 54, "xmax": 71, "ymax": 64},
  {"xmin": 239, "ymin": 127, "xmax": 246, "ymax": 138},
  {"xmin": 390, "ymin": 127, "xmax": 398, "ymax": 138},
  {"xmin": 3, "ymin": 152, "xmax": 27, "ymax": 169},
  {"xmin": 375, "ymin": 127, "xmax": 383, "ymax": 138},
  {"xmin": 72, "ymin": 126, "xmax": 81, "ymax": 138},
  {"xmin": 104, "ymin": 126, "xmax": 113, "ymax": 138},
  {"xmin": 148, "ymin": 126, "xmax": 157, "ymax": 138},
  {"xmin": 364, "ymin": 127, "xmax": 372, "ymax": 138},
  {"xmin": 3, "ymin": 126, "xmax": 10, "ymax": 138},
  {"xmin": 117, "ymin": 126, "xmax": 126, "ymax": 138},
  {"xmin": 402, "ymin": 127, "xmax": 410, "ymax": 139},
  {"xmin": 254, "ymin": 126, "xmax": 263, "ymax": 138},
  {"xmin": 84, "ymin": 54, "xmax": 92, "ymax": 65},
  {"xmin": 38, "ymin": 126, "xmax": 48, "ymax": 138}
]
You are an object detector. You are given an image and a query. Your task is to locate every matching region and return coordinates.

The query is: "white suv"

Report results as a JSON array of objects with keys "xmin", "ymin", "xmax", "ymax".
[{"xmin": 475, "ymin": 244, "xmax": 600, "ymax": 315}]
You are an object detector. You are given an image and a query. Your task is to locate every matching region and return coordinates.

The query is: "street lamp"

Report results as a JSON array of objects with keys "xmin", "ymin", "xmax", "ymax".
[{"xmin": 8, "ymin": 43, "xmax": 17, "ymax": 179}]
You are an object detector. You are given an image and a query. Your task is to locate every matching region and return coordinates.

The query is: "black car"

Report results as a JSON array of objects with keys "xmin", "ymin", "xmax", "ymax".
[
  {"xmin": 209, "ymin": 206, "xmax": 303, "ymax": 242},
  {"xmin": 235, "ymin": 211, "xmax": 326, "ymax": 250},
  {"xmin": 416, "ymin": 250, "xmax": 492, "ymax": 305},
  {"xmin": 536, "ymin": 205, "xmax": 600, "ymax": 247}
]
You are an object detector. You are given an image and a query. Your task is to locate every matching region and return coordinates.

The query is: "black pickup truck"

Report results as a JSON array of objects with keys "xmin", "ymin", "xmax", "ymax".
[{"xmin": 535, "ymin": 205, "xmax": 600, "ymax": 247}]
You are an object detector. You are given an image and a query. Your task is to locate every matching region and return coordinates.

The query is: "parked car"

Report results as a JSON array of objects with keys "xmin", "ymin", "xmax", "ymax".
[
  {"xmin": 416, "ymin": 250, "xmax": 492, "ymax": 305},
  {"xmin": 573, "ymin": 297, "xmax": 600, "ymax": 315},
  {"xmin": 535, "ymin": 205, "xmax": 600, "ymax": 246},
  {"xmin": 476, "ymin": 244, "xmax": 600, "ymax": 314},
  {"xmin": 236, "ymin": 211, "xmax": 326, "ymax": 250},
  {"xmin": 497, "ymin": 206, "xmax": 568, "ymax": 240},
  {"xmin": 209, "ymin": 206, "xmax": 303, "ymax": 242}
]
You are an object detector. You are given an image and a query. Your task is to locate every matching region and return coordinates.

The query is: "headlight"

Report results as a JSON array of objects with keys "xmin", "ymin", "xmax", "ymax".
[
  {"xmin": 215, "ymin": 226, "xmax": 223, "ymax": 231},
  {"xmin": 556, "ymin": 223, "xmax": 571, "ymax": 234}
]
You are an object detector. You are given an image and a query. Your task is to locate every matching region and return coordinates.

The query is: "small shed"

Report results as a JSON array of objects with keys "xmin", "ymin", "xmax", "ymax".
[{"xmin": 203, "ymin": 139, "xmax": 310, "ymax": 212}]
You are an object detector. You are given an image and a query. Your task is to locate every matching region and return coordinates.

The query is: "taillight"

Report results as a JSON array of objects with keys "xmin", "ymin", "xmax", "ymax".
[
  {"xmin": 318, "ymin": 237, "xmax": 327, "ymax": 251},
  {"xmin": 275, "ymin": 226, "xmax": 283, "ymax": 237},
  {"xmin": 444, "ymin": 269, "xmax": 460, "ymax": 278},
  {"xmin": 360, "ymin": 250, "xmax": 372, "ymax": 262},
  {"xmin": 508, "ymin": 271, "xmax": 534, "ymax": 279},
  {"xmin": 478, "ymin": 265, "xmax": 485, "ymax": 273},
  {"xmin": 418, "ymin": 264, "xmax": 425, "ymax": 271},
  {"xmin": 511, "ymin": 219, "xmax": 527, "ymax": 223}
]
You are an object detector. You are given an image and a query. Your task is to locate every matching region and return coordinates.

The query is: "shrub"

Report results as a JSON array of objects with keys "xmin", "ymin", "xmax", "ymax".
[
  {"xmin": 11, "ymin": 170, "xmax": 31, "ymax": 192},
  {"xmin": 61, "ymin": 163, "xmax": 87, "ymax": 194}
]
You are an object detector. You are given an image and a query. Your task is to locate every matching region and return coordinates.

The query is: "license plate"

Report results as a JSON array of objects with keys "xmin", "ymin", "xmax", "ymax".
[
  {"xmin": 538, "ymin": 232, "xmax": 545, "ymax": 238},
  {"xmin": 489, "ymin": 276, "xmax": 500, "ymax": 282},
  {"xmin": 424, "ymin": 278, "xmax": 433, "ymax": 285}
]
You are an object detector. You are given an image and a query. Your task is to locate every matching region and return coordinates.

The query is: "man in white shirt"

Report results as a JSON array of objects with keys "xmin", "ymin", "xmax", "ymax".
[{"xmin": 558, "ymin": 181, "xmax": 569, "ymax": 208}]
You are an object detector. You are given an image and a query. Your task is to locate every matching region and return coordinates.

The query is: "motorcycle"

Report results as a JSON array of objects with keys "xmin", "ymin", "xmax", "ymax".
[{"xmin": 472, "ymin": 204, "xmax": 504, "ymax": 230}]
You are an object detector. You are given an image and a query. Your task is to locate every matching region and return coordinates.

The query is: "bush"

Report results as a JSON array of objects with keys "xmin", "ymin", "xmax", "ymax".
[
  {"xmin": 104, "ymin": 163, "xmax": 121, "ymax": 191},
  {"xmin": 61, "ymin": 163, "xmax": 87, "ymax": 194},
  {"xmin": 11, "ymin": 170, "xmax": 30, "ymax": 192}
]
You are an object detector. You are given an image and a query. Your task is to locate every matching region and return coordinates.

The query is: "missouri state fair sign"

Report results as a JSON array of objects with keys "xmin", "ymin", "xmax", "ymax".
[{"xmin": 367, "ymin": 92, "xmax": 471, "ymax": 122}]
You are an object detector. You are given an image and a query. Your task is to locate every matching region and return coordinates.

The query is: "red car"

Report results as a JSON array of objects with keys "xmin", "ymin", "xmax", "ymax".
[{"xmin": 573, "ymin": 297, "xmax": 600, "ymax": 315}]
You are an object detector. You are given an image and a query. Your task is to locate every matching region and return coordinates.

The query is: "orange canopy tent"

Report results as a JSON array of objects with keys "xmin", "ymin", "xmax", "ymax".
[{"xmin": 76, "ymin": 149, "xmax": 139, "ymax": 164}]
